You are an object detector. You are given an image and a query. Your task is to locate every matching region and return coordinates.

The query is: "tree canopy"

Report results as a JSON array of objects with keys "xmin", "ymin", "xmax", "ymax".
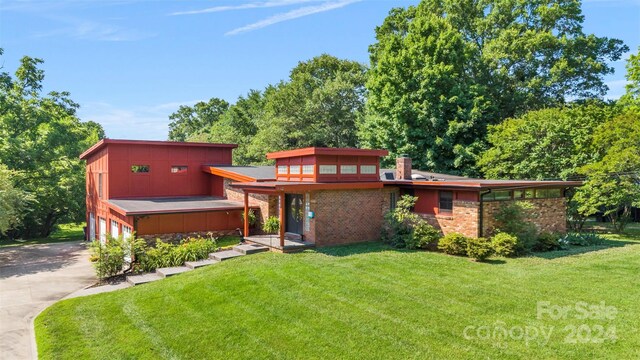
[
  {"xmin": 0, "ymin": 51, "xmax": 104, "ymax": 237},
  {"xmin": 360, "ymin": 0, "xmax": 627, "ymax": 174},
  {"xmin": 168, "ymin": 98, "xmax": 230, "ymax": 141}
]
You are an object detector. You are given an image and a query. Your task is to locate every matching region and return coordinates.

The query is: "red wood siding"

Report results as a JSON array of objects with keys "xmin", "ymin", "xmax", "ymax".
[{"xmin": 136, "ymin": 210, "xmax": 243, "ymax": 236}]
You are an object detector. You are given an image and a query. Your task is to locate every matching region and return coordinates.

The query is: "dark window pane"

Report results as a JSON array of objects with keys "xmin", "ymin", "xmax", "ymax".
[
  {"xmin": 439, "ymin": 191, "xmax": 453, "ymax": 212},
  {"xmin": 548, "ymin": 188, "xmax": 562, "ymax": 198},
  {"xmin": 514, "ymin": 190, "xmax": 524, "ymax": 199},
  {"xmin": 525, "ymin": 189, "xmax": 535, "ymax": 199},
  {"xmin": 536, "ymin": 189, "xmax": 548, "ymax": 198},
  {"xmin": 494, "ymin": 191, "xmax": 512, "ymax": 200}
]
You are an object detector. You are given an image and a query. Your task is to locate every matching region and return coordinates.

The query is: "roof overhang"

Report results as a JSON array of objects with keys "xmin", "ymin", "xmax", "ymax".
[
  {"xmin": 384, "ymin": 180, "xmax": 583, "ymax": 191},
  {"xmin": 231, "ymin": 181, "xmax": 385, "ymax": 193},
  {"xmin": 201, "ymin": 166, "xmax": 256, "ymax": 182},
  {"xmin": 266, "ymin": 147, "xmax": 388, "ymax": 159},
  {"xmin": 107, "ymin": 196, "xmax": 254, "ymax": 216},
  {"xmin": 80, "ymin": 139, "xmax": 238, "ymax": 160}
]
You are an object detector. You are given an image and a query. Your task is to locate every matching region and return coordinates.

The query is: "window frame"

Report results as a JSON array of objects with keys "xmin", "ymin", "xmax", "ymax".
[
  {"xmin": 340, "ymin": 165, "xmax": 358, "ymax": 174},
  {"xmin": 319, "ymin": 165, "xmax": 337, "ymax": 174},
  {"xmin": 277, "ymin": 165, "xmax": 288, "ymax": 175},
  {"xmin": 131, "ymin": 165, "xmax": 150, "ymax": 174},
  {"xmin": 98, "ymin": 173, "xmax": 103, "ymax": 199},
  {"xmin": 360, "ymin": 165, "xmax": 377, "ymax": 174},
  {"xmin": 438, "ymin": 190, "xmax": 454, "ymax": 213},
  {"xmin": 170, "ymin": 165, "xmax": 188, "ymax": 174}
]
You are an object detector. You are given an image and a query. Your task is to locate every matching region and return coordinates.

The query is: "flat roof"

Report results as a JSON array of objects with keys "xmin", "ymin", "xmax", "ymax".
[
  {"xmin": 387, "ymin": 179, "xmax": 583, "ymax": 190},
  {"xmin": 80, "ymin": 139, "xmax": 238, "ymax": 160},
  {"xmin": 202, "ymin": 165, "xmax": 276, "ymax": 182},
  {"xmin": 266, "ymin": 147, "xmax": 388, "ymax": 159},
  {"xmin": 108, "ymin": 196, "xmax": 250, "ymax": 216}
]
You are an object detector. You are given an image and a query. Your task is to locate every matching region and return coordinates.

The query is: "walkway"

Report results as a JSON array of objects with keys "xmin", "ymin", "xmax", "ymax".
[{"xmin": 0, "ymin": 241, "xmax": 96, "ymax": 360}]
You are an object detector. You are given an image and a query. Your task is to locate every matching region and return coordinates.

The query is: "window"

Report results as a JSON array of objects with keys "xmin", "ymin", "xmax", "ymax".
[
  {"xmin": 439, "ymin": 191, "xmax": 453, "ymax": 212},
  {"xmin": 131, "ymin": 165, "xmax": 150, "ymax": 173},
  {"xmin": 536, "ymin": 188, "xmax": 562, "ymax": 199},
  {"xmin": 340, "ymin": 165, "xmax": 357, "ymax": 174},
  {"xmin": 122, "ymin": 225, "xmax": 132, "ymax": 240},
  {"xmin": 289, "ymin": 165, "xmax": 301, "ymax": 174},
  {"xmin": 525, "ymin": 189, "xmax": 535, "ymax": 199},
  {"xmin": 302, "ymin": 165, "xmax": 314, "ymax": 175},
  {"xmin": 171, "ymin": 165, "xmax": 187, "ymax": 174},
  {"xmin": 513, "ymin": 190, "xmax": 525, "ymax": 199},
  {"xmin": 319, "ymin": 165, "xmax": 337, "ymax": 174},
  {"xmin": 482, "ymin": 190, "xmax": 512, "ymax": 201},
  {"xmin": 98, "ymin": 173, "xmax": 103, "ymax": 199},
  {"xmin": 360, "ymin": 165, "xmax": 377, "ymax": 174},
  {"xmin": 390, "ymin": 192, "xmax": 397, "ymax": 210},
  {"xmin": 277, "ymin": 165, "xmax": 288, "ymax": 174},
  {"xmin": 110, "ymin": 220, "xmax": 119, "ymax": 238}
]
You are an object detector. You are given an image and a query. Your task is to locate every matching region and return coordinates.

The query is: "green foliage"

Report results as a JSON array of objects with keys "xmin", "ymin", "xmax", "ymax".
[
  {"xmin": 135, "ymin": 236, "xmax": 217, "ymax": 273},
  {"xmin": 575, "ymin": 111, "xmax": 640, "ymax": 232},
  {"xmin": 492, "ymin": 201, "xmax": 538, "ymax": 253},
  {"xmin": 437, "ymin": 233, "xmax": 468, "ymax": 256},
  {"xmin": 559, "ymin": 232, "xmax": 605, "ymax": 247},
  {"xmin": 0, "ymin": 51, "xmax": 104, "ymax": 238},
  {"xmin": 382, "ymin": 195, "xmax": 441, "ymax": 249},
  {"xmin": 262, "ymin": 216, "xmax": 280, "ymax": 234},
  {"xmin": 620, "ymin": 46, "xmax": 640, "ymax": 109},
  {"xmin": 168, "ymin": 98, "xmax": 230, "ymax": 141},
  {"xmin": 90, "ymin": 236, "xmax": 125, "ymax": 280},
  {"xmin": 0, "ymin": 164, "xmax": 32, "ymax": 236},
  {"xmin": 490, "ymin": 232, "xmax": 518, "ymax": 257},
  {"xmin": 533, "ymin": 232, "xmax": 563, "ymax": 252},
  {"xmin": 361, "ymin": 0, "xmax": 627, "ymax": 174},
  {"xmin": 466, "ymin": 237, "xmax": 493, "ymax": 261},
  {"xmin": 242, "ymin": 209, "xmax": 257, "ymax": 227}
]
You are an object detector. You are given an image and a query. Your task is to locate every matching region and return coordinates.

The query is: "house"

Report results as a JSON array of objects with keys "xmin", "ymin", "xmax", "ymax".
[{"xmin": 81, "ymin": 139, "xmax": 581, "ymax": 251}]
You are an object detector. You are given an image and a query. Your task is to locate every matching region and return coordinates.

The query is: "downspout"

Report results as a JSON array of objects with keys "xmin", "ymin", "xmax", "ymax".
[{"xmin": 479, "ymin": 189, "xmax": 492, "ymax": 238}]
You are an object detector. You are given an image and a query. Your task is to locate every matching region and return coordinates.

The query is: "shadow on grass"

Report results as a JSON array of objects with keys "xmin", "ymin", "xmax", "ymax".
[
  {"xmin": 0, "ymin": 223, "xmax": 85, "ymax": 248},
  {"xmin": 482, "ymin": 259, "xmax": 507, "ymax": 265},
  {"xmin": 314, "ymin": 241, "xmax": 404, "ymax": 257},
  {"xmin": 529, "ymin": 238, "xmax": 638, "ymax": 260}
]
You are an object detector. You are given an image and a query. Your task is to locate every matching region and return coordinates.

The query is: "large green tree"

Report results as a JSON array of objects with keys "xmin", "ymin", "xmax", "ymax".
[
  {"xmin": 361, "ymin": 0, "xmax": 627, "ymax": 174},
  {"xmin": 168, "ymin": 98, "xmax": 230, "ymax": 141},
  {"xmin": 0, "ymin": 52, "xmax": 104, "ymax": 237},
  {"xmin": 0, "ymin": 164, "xmax": 32, "ymax": 236}
]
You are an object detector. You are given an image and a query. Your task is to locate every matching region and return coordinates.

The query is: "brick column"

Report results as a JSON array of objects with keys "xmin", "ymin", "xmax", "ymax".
[{"xmin": 396, "ymin": 156, "xmax": 412, "ymax": 180}]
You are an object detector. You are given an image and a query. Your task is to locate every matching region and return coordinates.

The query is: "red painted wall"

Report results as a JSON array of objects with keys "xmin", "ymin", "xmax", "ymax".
[{"xmin": 275, "ymin": 154, "xmax": 380, "ymax": 182}]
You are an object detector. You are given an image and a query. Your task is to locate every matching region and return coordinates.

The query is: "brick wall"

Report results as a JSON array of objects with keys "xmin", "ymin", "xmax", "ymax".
[
  {"xmin": 482, "ymin": 198, "xmax": 567, "ymax": 236},
  {"xmin": 311, "ymin": 188, "xmax": 398, "ymax": 246},
  {"xmin": 223, "ymin": 179, "xmax": 278, "ymax": 227},
  {"xmin": 418, "ymin": 200, "xmax": 480, "ymax": 238}
]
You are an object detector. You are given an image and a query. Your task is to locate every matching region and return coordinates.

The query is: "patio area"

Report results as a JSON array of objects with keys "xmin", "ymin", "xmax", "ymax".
[{"xmin": 244, "ymin": 235, "xmax": 314, "ymax": 252}]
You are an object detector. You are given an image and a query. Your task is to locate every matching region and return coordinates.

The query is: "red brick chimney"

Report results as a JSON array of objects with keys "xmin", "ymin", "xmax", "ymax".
[{"xmin": 396, "ymin": 155, "xmax": 412, "ymax": 180}]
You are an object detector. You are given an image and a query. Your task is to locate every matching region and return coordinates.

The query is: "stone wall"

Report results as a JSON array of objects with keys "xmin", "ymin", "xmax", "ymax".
[
  {"xmin": 418, "ymin": 200, "xmax": 480, "ymax": 238},
  {"xmin": 311, "ymin": 187, "xmax": 398, "ymax": 246},
  {"xmin": 482, "ymin": 198, "xmax": 567, "ymax": 236},
  {"xmin": 223, "ymin": 178, "xmax": 278, "ymax": 227},
  {"xmin": 138, "ymin": 230, "xmax": 239, "ymax": 244}
]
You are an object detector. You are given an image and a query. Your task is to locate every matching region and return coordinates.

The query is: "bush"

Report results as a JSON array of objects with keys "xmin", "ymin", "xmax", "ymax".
[
  {"xmin": 559, "ymin": 232, "xmax": 606, "ymax": 247},
  {"xmin": 90, "ymin": 236, "xmax": 125, "ymax": 279},
  {"xmin": 492, "ymin": 201, "xmax": 538, "ymax": 252},
  {"xmin": 533, "ymin": 232, "xmax": 562, "ymax": 252},
  {"xmin": 382, "ymin": 195, "xmax": 442, "ymax": 249},
  {"xmin": 466, "ymin": 237, "xmax": 493, "ymax": 261},
  {"xmin": 491, "ymin": 232, "xmax": 518, "ymax": 257},
  {"xmin": 135, "ymin": 236, "xmax": 217, "ymax": 273},
  {"xmin": 438, "ymin": 233, "xmax": 468, "ymax": 256}
]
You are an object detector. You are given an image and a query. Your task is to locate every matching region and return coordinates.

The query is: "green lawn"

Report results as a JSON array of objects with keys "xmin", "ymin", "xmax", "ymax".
[
  {"xmin": 0, "ymin": 223, "xmax": 85, "ymax": 248},
  {"xmin": 216, "ymin": 235, "xmax": 243, "ymax": 249},
  {"xmin": 35, "ymin": 233, "xmax": 640, "ymax": 359}
]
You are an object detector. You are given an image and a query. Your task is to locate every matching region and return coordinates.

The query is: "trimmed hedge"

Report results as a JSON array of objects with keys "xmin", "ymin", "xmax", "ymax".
[
  {"xmin": 466, "ymin": 237, "xmax": 493, "ymax": 261},
  {"xmin": 438, "ymin": 233, "xmax": 468, "ymax": 256}
]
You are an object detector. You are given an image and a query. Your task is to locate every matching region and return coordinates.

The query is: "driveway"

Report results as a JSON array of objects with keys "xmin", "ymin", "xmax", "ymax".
[{"xmin": 0, "ymin": 241, "xmax": 96, "ymax": 360}]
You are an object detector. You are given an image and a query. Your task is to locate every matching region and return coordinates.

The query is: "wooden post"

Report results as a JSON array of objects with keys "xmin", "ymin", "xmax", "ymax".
[
  {"xmin": 243, "ymin": 191, "xmax": 249, "ymax": 238},
  {"xmin": 279, "ymin": 192, "xmax": 285, "ymax": 248}
]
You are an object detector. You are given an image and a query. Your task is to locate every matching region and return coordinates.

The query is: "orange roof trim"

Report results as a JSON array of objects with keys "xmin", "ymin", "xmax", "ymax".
[{"xmin": 266, "ymin": 147, "xmax": 388, "ymax": 159}]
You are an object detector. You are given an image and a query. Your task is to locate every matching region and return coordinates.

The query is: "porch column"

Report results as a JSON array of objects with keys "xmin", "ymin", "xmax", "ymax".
[
  {"xmin": 279, "ymin": 192, "xmax": 285, "ymax": 248},
  {"xmin": 243, "ymin": 191, "xmax": 249, "ymax": 237}
]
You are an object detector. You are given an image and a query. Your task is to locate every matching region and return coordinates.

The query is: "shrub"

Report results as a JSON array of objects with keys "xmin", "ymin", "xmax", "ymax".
[
  {"xmin": 90, "ymin": 236, "xmax": 125, "ymax": 279},
  {"xmin": 466, "ymin": 237, "xmax": 493, "ymax": 261},
  {"xmin": 491, "ymin": 232, "xmax": 518, "ymax": 257},
  {"xmin": 135, "ymin": 236, "xmax": 217, "ymax": 273},
  {"xmin": 263, "ymin": 216, "xmax": 280, "ymax": 234},
  {"xmin": 438, "ymin": 233, "xmax": 468, "ymax": 256},
  {"xmin": 242, "ymin": 209, "xmax": 257, "ymax": 228},
  {"xmin": 559, "ymin": 232, "xmax": 606, "ymax": 247},
  {"xmin": 533, "ymin": 232, "xmax": 562, "ymax": 252},
  {"xmin": 382, "ymin": 195, "xmax": 442, "ymax": 249},
  {"xmin": 492, "ymin": 201, "xmax": 538, "ymax": 252}
]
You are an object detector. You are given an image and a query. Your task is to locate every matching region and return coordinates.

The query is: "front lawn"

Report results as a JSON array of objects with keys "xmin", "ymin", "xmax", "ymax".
[
  {"xmin": 0, "ymin": 223, "xmax": 85, "ymax": 248},
  {"xmin": 36, "ymin": 233, "xmax": 640, "ymax": 359}
]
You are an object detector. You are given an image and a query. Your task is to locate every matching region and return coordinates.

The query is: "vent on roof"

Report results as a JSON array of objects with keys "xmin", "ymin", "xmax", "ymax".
[
  {"xmin": 411, "ymin": 173, "xmax": 427, "ymax": 180},
  {"xmin": 383, "ymin": 172, "xmax": 395, "ymax": 180}
]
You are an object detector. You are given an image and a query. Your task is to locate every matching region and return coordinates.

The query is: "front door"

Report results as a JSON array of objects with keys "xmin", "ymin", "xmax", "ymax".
[{"xmin": 285, "ymin": 194, "xmax": 304, "ymax": 235}]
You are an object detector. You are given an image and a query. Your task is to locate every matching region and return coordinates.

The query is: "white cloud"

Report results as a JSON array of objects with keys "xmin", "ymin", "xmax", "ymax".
[
  {"xmin": 78, "ymin": 100, "xmax": 202, "ymax": 140},
  {"xmin": 33, "ymin": 21, "xmax": 153, "ymax": 41},
  {"xmin": 225, "ymin": 0, "xmax": 360, "ymax": 36},
  {"xmin": 170, "ymin": 0, "xmax": 321, "ymax": 16}
]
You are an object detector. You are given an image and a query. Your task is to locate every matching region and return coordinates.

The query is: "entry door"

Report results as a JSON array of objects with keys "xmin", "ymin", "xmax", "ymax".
[
  {"xmin": 98, "ymin": 218, "xmax": 107, "ymax": 244},
  {"xmin": 89, "ymin": 213, "xmax": 96, "ymax": 241},
  {"xmin": 285, "ymin": 194, "xmax": 304, "ymax": 234}
]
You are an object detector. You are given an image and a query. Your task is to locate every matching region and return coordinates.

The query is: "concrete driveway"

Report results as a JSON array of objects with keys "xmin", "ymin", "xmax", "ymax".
[{"xmin": 0, "ymin": 241, "xmax": 96, "ymax": 360}]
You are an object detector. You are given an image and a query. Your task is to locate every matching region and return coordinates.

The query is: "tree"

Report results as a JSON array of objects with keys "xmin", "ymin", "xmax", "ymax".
[
  {"xmin": 361, "ymin": 0, "xmax": 628, "ymax": 174},
  {"xmin": 247, "ymin": 54, "xmax": 367, "ymax": 162},
  {"xmin": 575, "ymin": 111, "xmax": 640, "ymax": 232},
  {"xmin": 620, "ymin": 46, "xmax": 640, "ymax": 109},
  {"xmin": 0, "ymin": 52, "xmax": 104, "ymax": 237},
  {"xmin": 478, "ymin": 101, "xmax": 620, "ymax": 180},
  {"xmin": 168, "ymin": 98, "xmax": 230, "ymax": 141},
  {"xmin": 0, "ymin": 164, "xmax": 32, "ymax": 236}
]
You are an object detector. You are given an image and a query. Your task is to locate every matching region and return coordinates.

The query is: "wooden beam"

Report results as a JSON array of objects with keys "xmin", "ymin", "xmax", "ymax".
[
  {"xmin": 279, "ymin": 192, "xmax": 285, "ymax": 248},
  {"xmin": 243, "ymin": 191, "xmax": 249, "ymax": 238}
]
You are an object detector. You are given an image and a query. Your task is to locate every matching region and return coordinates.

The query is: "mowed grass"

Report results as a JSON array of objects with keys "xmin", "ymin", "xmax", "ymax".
[
  {"xmin": 36, "ymin": 234, "xmax": 640, "ymax": 359},
  {"xmin": 0, "ymin": 223, "xmax": 85, "ymax": 248}
]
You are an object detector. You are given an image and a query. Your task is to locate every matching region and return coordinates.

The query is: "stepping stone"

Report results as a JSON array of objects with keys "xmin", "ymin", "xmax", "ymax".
[
  {"xmin": 233, "ymin": 244, "xmax": 269, "ymax": 255},
  {"xmin": 156, "ymin": 266, "xmax": 191, "ymax": 278},
  {"xmin": 126, "ymin": 273, "xmax": 163, "ymax": 286},
  {"xmin": 210, "ymin": 250, "xmax": 245, "ymax": 261},
  {"xmin": 185, "ymin": 259, "xmax": 219, "ymax": 269}
]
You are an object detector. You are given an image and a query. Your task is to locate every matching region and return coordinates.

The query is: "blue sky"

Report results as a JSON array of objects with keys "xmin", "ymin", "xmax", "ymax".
[{"xmin": 1, "ymin": 0, "xmax": 639, "ymax": 140}]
